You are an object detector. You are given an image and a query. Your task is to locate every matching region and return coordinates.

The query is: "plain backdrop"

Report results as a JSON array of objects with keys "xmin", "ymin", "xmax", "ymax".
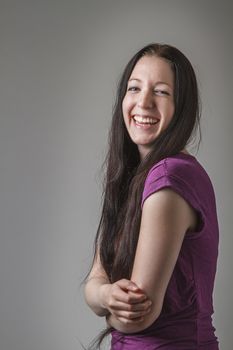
[{"xmin": 0, "ymin": 0, "xmax": 233, "ymax": 349}]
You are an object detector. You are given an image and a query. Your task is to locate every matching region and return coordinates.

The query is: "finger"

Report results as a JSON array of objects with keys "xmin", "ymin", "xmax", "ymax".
[
  {"xmin": 116, "ymin": 279, "xmax": 148, "ymax": 295},
  {"xmin": 126, "ymin": 283, "xmax": 143, "ymax": 293},
  {"xmin": 116, "ymin": 315, "xmax": 144, "ymax": 324},
  {"xmin": 112, "ymin": 287, "xmax": 145, "ymax": 304},
  {"xmin": 115, "ymin": 279, "xmax": 140, "ymax": 292},
  {"xmin": 115, "ymin": 291, "xmax": 147, "ymax": 304},
  {"xmin": 126, "ymin": 291, "xmax": 149, "ymax": 304},
  {"xmin": 114, "ymin": 308, "xmax": 151, "ymax": 320},
  {"xmin": 110, "ymin": 299, "xmax": 152, "ymax": 312},
  {"xmin": 124, "ymin": 282, "xmax": 147, "ymax": 296}
]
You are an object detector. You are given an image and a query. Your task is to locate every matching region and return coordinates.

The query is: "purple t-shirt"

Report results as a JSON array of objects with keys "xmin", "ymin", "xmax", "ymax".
[{"xmin": 111, "ymin": 153, "xmax": 219, "ymax": 349}]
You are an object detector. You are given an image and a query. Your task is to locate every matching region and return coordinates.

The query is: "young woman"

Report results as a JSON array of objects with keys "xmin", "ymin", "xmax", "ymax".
[{"xmin": 84, "ymin": 43, "xmax": 219, "ymax": 349}]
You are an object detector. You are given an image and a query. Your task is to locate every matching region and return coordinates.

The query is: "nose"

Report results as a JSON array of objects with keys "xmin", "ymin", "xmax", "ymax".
[{"xmin": 137, "ymin": 90, "xmax": 155, "ymax": 109}]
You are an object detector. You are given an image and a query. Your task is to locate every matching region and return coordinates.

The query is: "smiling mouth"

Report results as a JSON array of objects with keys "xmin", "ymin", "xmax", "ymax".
[{"xmin": 132, "ymin": 115, "xmax": 159, "ymax": 127}]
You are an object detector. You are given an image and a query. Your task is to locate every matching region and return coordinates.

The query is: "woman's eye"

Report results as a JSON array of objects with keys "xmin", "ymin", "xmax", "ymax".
[
  {"xmin": 127, "ymin": 87, "xmax": 170, "ymax": 95},
  {"xmin": 127, "ymin": 86, "xmax": 139, "ymax": 92},
  {"xmin": 154, "ymin": 90, "xmax": 169, "ymax": 96}
]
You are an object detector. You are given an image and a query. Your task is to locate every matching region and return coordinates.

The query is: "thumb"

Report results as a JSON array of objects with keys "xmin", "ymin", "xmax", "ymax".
[
  {"xmin": 116, "ymin": 279, "xmax": 139, "ymax": 291},
  {"xmin": 126, "ymin": 281, "xmax": 142, "ymax": 292}
]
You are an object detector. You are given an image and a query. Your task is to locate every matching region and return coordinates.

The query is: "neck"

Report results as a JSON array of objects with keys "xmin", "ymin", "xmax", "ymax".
[
  {"xmin": 180, "ymin": 148, "xmax": 189, "ymax": 155},
  {"xmin": 138, "ymin": 146, "xmax": 189, "ymax": 161}
]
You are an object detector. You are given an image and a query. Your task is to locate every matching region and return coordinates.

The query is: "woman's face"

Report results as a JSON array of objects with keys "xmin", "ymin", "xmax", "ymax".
[{"xmin": 122, "ymin": 55, "xmax": 175, "ymax": 159}]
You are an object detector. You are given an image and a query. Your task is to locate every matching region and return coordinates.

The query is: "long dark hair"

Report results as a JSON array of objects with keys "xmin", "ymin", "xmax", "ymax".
[{"xmin": 86, "ymin": 43, "xmax": 201, "ymax": 348}]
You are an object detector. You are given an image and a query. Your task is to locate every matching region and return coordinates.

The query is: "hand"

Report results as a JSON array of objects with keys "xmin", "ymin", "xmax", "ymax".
[{"xmin": 100, "ymin": 279, "xmax": 152, "ymax": 324}]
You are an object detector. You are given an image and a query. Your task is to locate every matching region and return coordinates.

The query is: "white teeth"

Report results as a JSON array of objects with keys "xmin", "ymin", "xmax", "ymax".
[{"xmin": 133, "ymin": 115, "xmax": 159, "ymax": 124}]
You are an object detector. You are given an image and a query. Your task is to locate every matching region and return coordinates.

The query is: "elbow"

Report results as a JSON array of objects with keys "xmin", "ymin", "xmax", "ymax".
[
  {"xmin": 84, "ymin": 280, "xmax": 110, "ymax": 317},
  {"xmin": 119, "ymin": 305, "xmax": 162, "ymax": 334},
  {"xmin": 127, "ymin": 281, "xmax": 164, "ymax": 333},
  {"xmin": 91, "ymin": 307, "xmax": 109, "ymax": 317},
  {"xmin": 84, "ymin": 294, "xmax": 109, "ymax": 317},
  {"xmin": 132, "ymin": 309, "xmax": 161, "ymax": 333}
]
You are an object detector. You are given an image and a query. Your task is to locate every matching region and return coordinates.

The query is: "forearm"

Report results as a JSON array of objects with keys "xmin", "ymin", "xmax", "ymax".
[
  {"xmin": 84, "ymin": 276, "xmax": 111, "ymax": 317},
  {"xmin": 107, "ymin": 300, "xmax": 159, "ymax": 334},
  {"xmin": 106, "ymin": 313, "xmax": 145, "ymax": 334}
]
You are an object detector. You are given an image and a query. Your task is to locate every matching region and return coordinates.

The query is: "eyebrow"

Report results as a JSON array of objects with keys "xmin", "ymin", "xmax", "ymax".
[{"xmin": 128, "ymin": 78, "xmax": 172, "ymax": 87}]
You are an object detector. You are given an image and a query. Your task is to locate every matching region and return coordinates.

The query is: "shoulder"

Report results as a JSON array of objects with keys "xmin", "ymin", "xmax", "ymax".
[
  {"xmin": 142, "ymin": 154, "xmax": 199, "ymax": 201},
  {"xmin": 141, "ymin": 153, "xmax": 209, "ymax": 216},
  {"xmin": 146, "ymin": 153, "xmax": 200, "ymax": 182}
]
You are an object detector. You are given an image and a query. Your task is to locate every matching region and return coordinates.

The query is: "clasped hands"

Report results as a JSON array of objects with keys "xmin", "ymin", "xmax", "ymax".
[{"xmin": 100, "ymin": 279, "xmax": 152, "ymax": 325}]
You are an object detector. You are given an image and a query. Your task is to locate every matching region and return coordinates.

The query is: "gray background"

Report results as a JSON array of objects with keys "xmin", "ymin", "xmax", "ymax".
[{"xmin": 0, "ymin": 0, "xmax": 232, "ymax": 349}]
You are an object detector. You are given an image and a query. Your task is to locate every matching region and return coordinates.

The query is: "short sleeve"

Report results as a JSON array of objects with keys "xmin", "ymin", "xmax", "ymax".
[{"xmin": 141, "ymin": 159, "xmax": 205, "ymax": 237}]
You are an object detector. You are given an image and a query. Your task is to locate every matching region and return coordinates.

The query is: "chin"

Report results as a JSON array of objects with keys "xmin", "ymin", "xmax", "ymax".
[{"xmin": 135, "ymin": 138, "xmax": 157, "ymax": 146}]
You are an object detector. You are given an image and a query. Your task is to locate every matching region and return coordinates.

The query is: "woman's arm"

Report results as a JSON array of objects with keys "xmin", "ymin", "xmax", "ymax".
[
  {"xmin": 107, "ymin": 188, "xmax": 197, "ymax": 333},
  {"xmin": 84, "ymin": 248, "xmax": 151, "ymax": 319},
  {"xmin": 84, "ymin": 249, "xmax": 111, "ymax": 316}
]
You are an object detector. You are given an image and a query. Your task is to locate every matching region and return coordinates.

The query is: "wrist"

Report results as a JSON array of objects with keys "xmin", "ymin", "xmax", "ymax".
[{"xmin": 99, "ymin": 283, "xmax": 111, "ymax": 311}]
